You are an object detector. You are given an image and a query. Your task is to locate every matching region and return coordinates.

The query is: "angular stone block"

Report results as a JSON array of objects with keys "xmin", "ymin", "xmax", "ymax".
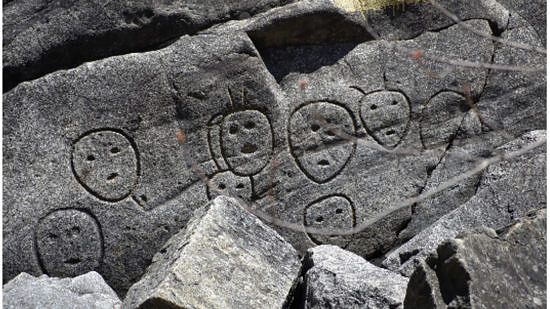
[
  {"xmin": 3, "ymin": 271, "xmax": 121, "ymax": 309},
  {"xmin": 123, "ymin": 195, "xmax": 302, "ymax": 309},
  {"xmin": 303, "ymin": 245, "xmax": 408, "ymax": 309},
  {"xmin": 383, "ymin": 130, "xmax": 546, "ymax": 276},
  {"xmin": 404, "ymin": 208, "xmax": 546, "ymax": 308},
  {"xmin": 3, "ymin": 0, "xmax": 294, "ymax": 91}
]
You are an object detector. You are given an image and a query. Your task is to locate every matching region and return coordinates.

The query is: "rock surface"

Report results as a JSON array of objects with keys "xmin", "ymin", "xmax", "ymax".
[
  {"xmin": 404, "ymin": 208, "xmax": 547, "ymax": 308},
  {"xmin": 3, "ymin": 271, "xmax": 121, "ymax": 309},
  {"xmin": 122, "ymin": 195, "xmax": 302, "ymax": 309},
  {"xmin": 3, "ymin": 0, "xmax": 546, "ymax": 300},
  {"xmin": 3, "ymin": 0, "xmax": 294, "ymax": 91},
  {"xmin": 302, "ymin": 245, "xmax": 408, "ymax": 309},
  {"xmin": 383, "ymin": 130, "xmax": 546, "ymax": 276}
]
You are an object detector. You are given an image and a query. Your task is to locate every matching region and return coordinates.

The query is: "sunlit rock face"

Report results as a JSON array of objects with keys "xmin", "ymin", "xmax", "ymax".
[{"xmin": 3, "ymin": 0, "xmax": 545, "ymax": 300}]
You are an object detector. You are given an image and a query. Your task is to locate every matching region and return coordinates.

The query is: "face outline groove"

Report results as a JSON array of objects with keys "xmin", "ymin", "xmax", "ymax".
[
  {"xmin": 206, "ymin": 170, "xmax": 253, "ymax": 201},
  {"xmin": 219, "ymin": 109, "xmax": 274, "ymax": 177},
  {"xmin": 359, "ymin": 90, "xmax": 411, "ymax": 149},
  {"xmin": 71, "ymin": 128, "xmax": 139, "ymax": 202},
  {"xmin": 303, "ymin": 194, "xmax": 356, "ymax": 248},
  {"xmin": 34, "ymin": 208, "xmax": 104, "ymax": 277},
  {"xmin": 288, "ymin": 101, "xmax": 357, "ymax": 184}
]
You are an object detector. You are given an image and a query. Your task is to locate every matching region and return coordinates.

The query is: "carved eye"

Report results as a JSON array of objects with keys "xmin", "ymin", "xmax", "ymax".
[{"xmin": 244, "ymin": 121, "xmax": 255, "ymax": 129}]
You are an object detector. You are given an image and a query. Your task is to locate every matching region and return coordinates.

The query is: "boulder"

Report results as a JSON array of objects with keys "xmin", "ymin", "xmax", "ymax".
[
  {"xmin": 302, "ymin": 245, "xmax": 408, "ymax": 309},
  {"xmin": 3, "ymin": 0, "xmax": 294, "ymax": 91},
  {"xmin": 122, "ymin": 195, "xmax": 302, "ymax": 309},
  {"xmin": 3, "ymin": 0, "xmax": 546, "ymax": 296},
  {"xmin": 404, "ymin": 208, "xmax": 546, "ymax": 308},
  {"xmin": 383, "ymin": 130, "xmax": 546, "ymax": 276},
  {"xmin": 3, "ymin": 271, "xmax": 121, "ymax": 309}
]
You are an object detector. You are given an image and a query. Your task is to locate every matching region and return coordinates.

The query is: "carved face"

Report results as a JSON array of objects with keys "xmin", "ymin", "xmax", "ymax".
[
  {"xmin": 360, "ymin": 91, "xmax": 410, "ymax": 148},
  {"xmin": 35, "ymin": 209, "xmax": 103, "ymax": 277},
  {"xmin": 71, "ymin": 130, "xmax": 138, "ymax": 201},
  {"xmin": 304, "ymin": 195, "xmax": 355, "ymax": 247},
  {"xmin": 289, "ymin": 102, "xmax": 356, "ymax": 183},
  {"xmin": 220, "ymin": 110, "xmax": 273, "ymax": 176},
  {"xmin": 207, "ymin": 171, "xmax": 252, "ymax": 201}
]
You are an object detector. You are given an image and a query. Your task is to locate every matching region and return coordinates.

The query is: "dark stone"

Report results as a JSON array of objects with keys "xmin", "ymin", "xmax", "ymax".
[
  {"xmin": 384, "ymin": 130, "xmax": 546, "ymax": 276},
  {"xmin": 404, "ymin": 208, "xmax": 547, "ymax": 308}
]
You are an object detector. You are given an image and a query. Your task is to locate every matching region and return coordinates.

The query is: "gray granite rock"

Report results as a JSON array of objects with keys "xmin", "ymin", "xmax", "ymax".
[
  {"xmin": 404, "ymin": 208, "xmax": 546, "ymax": 308},
  {"xmin": 122, "ymin": 195, "xmax": 301, "ymax": 309},
  {"xmin": 3, "ymin": 0, "xmax": 546, "ymax": 297},
  {"xmin": 481, "ymin": 12, "xmax": 546, "ymax": 101},
  {"xmin": 3, "ymin": 0, "xmax": 294, "ymax": 91},
  {"xmin": 3, "ymin": 271, "xmax": 121, "ymax": 309},
  {"xmin": 4, "ymin": 31, "xmax": 275, "ymax": 295},
  {"xmin": 384, "ymin": 130, "xmax": 546, "ymax": 276},
  {"xmin": 302, "ymin": 245, "xmax": 408, "ymax": 309},
  {"xmin": 496, "ymin": 0, "xmax": 546, "ymax": 45},
  {"xmin": 210, "ymin": 0, "xmax": 509, "ymax": 42}
]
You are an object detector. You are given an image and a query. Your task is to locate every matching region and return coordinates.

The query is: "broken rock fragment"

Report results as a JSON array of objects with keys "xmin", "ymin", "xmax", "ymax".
[
  {"xmin": 303, "ymin": 245, "xmax": 408, "ymax": 309},
  {"xmin": 383, "ymin": 130, "xmax": 546, "ymax": 277},
  {"xmin": 3, "ymin": 271, "xmax": 121, "ymax": 309},
  {"xmin": 123, "ymin": 195, "xmax": 302, "ymax": 309},
  {"xmin": 404, "ymin": 208, "xmax": 547, "ymax": 309}
]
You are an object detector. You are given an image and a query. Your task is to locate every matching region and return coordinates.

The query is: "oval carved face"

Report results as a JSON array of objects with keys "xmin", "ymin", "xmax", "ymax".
[
  {"xmin": 220, "ymin": 110, "xmax": 273, "ymax": 176},
  {"xmin": 207, "ymin": 171, "xmax": 252, "ymax": 201},
  {"xmin": 71, "ymin": 130, "xmax": 138, "ymax": 201},
  {"xmin": 304, "ymin": 195, "xmax": 355, "ymax": 247},
  {"xmin": 289, "ymin": 102, "xmax": 356, "ymax": 183},
  {"xmin": 35, "ymin": 209, "xmax": 103, "ymax": 277},
  {"xmin": 360, "ymin": 91, "xmax": 410, "ymax": 148}
]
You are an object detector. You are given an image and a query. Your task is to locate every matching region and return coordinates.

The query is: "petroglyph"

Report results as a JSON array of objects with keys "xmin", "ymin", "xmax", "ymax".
[
  {"xmin": 359, "ymin": 91, "xmax": 410, "ymax": 148},
  {"xmin": 207, "ymin": 171, "xmax": 253, "ymax": 201},
  {"xmin": 71, "ymin": 129, "xmax": 139, "ymax": 202},
  {"xmin": 304, "ymin": 195, "xmax": 355, "ymax": 247},
  {"xmin": 34, "ymin": 209, "xmax": 103, "ymax": 277},
  {"xmin": 289, "ymin": 102, "xmax": 356, "ymax": 183},
  {"xmin": 220, "ymin": 110, "xmax": 273, "ymax": 176},
  {"xmin": 208, "ymin": 115, "xmax": 230, "ymax": 171}
]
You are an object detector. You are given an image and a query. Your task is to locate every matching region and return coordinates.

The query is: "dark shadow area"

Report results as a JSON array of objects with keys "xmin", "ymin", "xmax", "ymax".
[
  {"xmin": 247, "ymin": 11, "xmax": 373, "ymax": 82},
  {"xmin": 258, "ymin": 43, "xmax": 358, "ymax": 82}
]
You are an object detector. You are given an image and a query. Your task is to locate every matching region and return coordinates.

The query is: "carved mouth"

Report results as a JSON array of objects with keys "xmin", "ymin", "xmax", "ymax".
[
  {"xmin": 241, "ymin": 144, "xmax": 257, "ymax": 154},
  {"xmin": 64, "ymin": 258, "xmax": 81, "ymax": 265}
]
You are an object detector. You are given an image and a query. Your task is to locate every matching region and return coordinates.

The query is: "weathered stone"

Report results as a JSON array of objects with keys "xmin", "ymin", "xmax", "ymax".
[
  {"xmin": 3, "ymin": 0, "xmax": 295, "ymax": 91},
  {"xmin": 404, "ymin": 208, "xmax": 546, "ymax": 308},
  {"xmin": 3, "ymin": 0, "xmax": 546, "ymax": 298},
  {"xmin": 400, "ymin": 70, "xmax": 546, "ymax": 240},
  {"xmin": 213, "ymin": 0, "xmax": 510, "ymax": 43},
  {"xmin": 384, "ymin": 130, "xmax": 546, "ymax": 276},
  {"xmin": 495, "ymin": 0, "xmax": 546, "ymax": 45},
  {"xmin": 345, "ymin": 0, "xmax": 510, "ymax": 41},
  {"xmin": 122, "ymin": 195, "xmax": 301, "ymax": 309},
  {"xmin": 481, "ymin": 14, "xmax": 546, "ymax": 102},
  {"xmin": 302, "ymin": 245, "xmax": 408, "ymax": 309},
  {"xmin": 3, "ymin": 271, "xmax": 121, "ymax": 309}
]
